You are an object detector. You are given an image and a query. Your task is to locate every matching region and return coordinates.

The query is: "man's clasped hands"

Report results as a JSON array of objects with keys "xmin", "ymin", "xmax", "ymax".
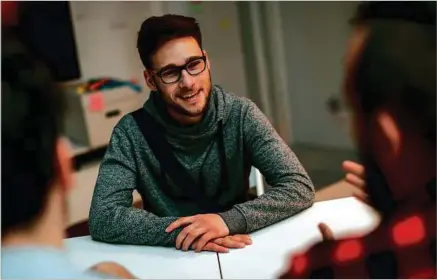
[
  {"xmin": 165, "ymin": 160, "xmax": 365, "ymax": 253},
  {"xmin": 166, "ymin": 213, "xmax": 251, "ymax": 253}
]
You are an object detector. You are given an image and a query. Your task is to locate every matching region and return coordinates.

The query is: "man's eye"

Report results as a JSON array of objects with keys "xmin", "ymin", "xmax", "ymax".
[
  {"xmin": 161, "ymin": 69, "xmax": 179, "ymax": 77},
  {"xmin": 187, "ymin": 60, "xmax": 202, "ymax": 70}
]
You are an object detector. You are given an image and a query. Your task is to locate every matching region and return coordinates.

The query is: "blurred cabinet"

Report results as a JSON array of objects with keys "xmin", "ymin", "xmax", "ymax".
[{"xmin": 63, "ymin": 86, "xmax": 146, "ymax": 151}]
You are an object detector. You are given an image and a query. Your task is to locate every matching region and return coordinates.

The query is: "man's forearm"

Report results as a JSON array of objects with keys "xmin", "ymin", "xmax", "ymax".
[
  {"xmin": 220, "ymin": 174, "xmax": 314, "ymax": 234},
  {"xmin": 233, "ymin": 100, "xmax": 315, "ymax": 234},
  {"xmin": 89, "ymin": 205, "xmax": 182, "ymax": 246},
  {"xmin": 89, "ymin": 125, "xmax": 184, "ymax": 246}
]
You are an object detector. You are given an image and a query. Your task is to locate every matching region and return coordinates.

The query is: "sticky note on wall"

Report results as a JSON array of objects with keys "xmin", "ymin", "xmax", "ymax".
[
  {"xmin": 220, "ymin": 18, "xmax": 231, "ymax": 31},
  {"xmin": 88, "ymin": 92, "xmax": 104, "ymax": 111},
  {"xmin": 189, "ymin": 1, "xmax": 203, "ymax": 14}
]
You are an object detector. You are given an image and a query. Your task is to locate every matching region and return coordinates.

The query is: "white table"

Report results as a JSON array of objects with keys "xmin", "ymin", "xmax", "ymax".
[
  {"xmin": 64, "ymin": 198, "xmax": 380, "ymax": 279},
  {"xmin": 218, "ymin": 197, "xmax": 381, "ymax": 279},
  {"xmin": 65, "ymin": 236, "xmax": 222, "ymax": 279}
]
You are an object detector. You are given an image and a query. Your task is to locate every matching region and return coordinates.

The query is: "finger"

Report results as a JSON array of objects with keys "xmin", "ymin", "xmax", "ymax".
[
  {"xmin": 214, "ymin": 237, "xmax": 246, "ymax": 249},
  {"xmin": 342, "ymin": 160, "xmax": 365, "ymax": 177},
  {"xmin": 195, "ymin": 232, "xmax": 217, "ymax": 253},
  {"xmin": 203, "ymin": 242, "xmax": 229, "ymax": 253},
  {"xmin": 182, "ymin": 227, "xmax": 208, "ymax": 252},
  {"xmin": 166, "ymin": 216, "xmax": 194, "ymax": 233},
  {"xmin": 229, "ymin": 234, "xmax": 252, "ymax": 245},
  {"xmin": 191, "ymin": 240, "xmax": 199, "ymax": 250},
  {"xmin": 345, "ymin": 173, "xmax": 366, "ymax": 189},
  {"xmin": 235, "ymin": 234, "xmax": 252, "ymax": 245},
  {"xmin": 318, "ymin": 223, "xmax": 335, "ymax": 241},
  {"xmin": 353, "ymin": 191, "xmax": 369, "ymax": 204},
  {"xmin": 176, "ymin": 223, "xmax": 197, "ymax": 250}
]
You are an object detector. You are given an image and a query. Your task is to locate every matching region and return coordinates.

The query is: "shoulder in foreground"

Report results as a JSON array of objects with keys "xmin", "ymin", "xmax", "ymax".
[
  {"xmin": 280, "ymin": 235, "xmax": 381, "ymax": 279},
  {"xmin": 279, "ymin": 239, "xmax": 337, "ymax": 279},
  {"xmin": 281, "ymin": 224, "xmax": 437, "ymax": 279}
]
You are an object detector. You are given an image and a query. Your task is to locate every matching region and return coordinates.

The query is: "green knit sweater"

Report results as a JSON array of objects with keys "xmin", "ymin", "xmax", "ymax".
[{"xmin": 89, "ymin": 85, "xmax": 315, "ymax": 246}]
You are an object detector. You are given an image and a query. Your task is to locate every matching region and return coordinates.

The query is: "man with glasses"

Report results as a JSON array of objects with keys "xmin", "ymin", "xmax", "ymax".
[{"xmin": 89, "ymin": 14, "xmax": 315, "ymax": 252}]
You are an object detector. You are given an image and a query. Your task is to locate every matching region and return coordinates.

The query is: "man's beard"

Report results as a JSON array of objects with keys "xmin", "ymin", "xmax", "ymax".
[
  {"xmin": 170, "ymin": 89, "xmax": 212, "ymax": 117},
  {"xmin": 359, "ymin": 152, "xmax": 397, "ymax": 218},
  {"xmin": 155, "ymin": 75, "xmax": 213, "ymax": 118}
]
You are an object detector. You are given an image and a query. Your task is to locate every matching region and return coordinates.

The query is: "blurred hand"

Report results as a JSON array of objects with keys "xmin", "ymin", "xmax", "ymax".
[
  {"xmin": 316, "ymin": 161, "xmax": 367, "ymax": 243},
  {"xmin": 342, "ymin": 160, "xmax": 367, "ymax": 203},
  {"xmin": 192, "ymin": 234, "xmax": 253, "ymax": 253},
  {"xmin": 166, "ymin": 214, "xmax": 229, "ymax": 252},
  {"xmin": 318, "ymin": 222, "xmax": 335, "ymax": 241},
  {"xmin": 89, "ymin": 262, "xmax": 136, "ymax": 279}
]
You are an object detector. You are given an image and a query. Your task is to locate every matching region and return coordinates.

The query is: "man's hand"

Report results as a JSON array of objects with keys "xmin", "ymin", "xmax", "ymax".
[
  {"xmin": 316, "ymin": 161, "xmax": 367, "ymax": 243},
  {"xmin": 166, "ymin": 214, "xmax": 230, "ymax": 252},
  {"xmin": 193, "ymin": 234, "xmax": 253, "ymax": 253},
  {"xmin": 89, "ymin": 261, "xmax": 136, "ymax": 279},
  {"xmin": 318, "ymin": 222, "xmax": 335, "ymax": 241},
  {"xmin": 342, "ymin": 160, "xmax": 367, "ymax": 202}
]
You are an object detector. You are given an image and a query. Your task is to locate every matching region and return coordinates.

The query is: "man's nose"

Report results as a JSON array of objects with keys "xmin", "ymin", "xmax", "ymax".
[{"xmin": 179, "ymin": 70, "xmax": 195, "ymax": 89}]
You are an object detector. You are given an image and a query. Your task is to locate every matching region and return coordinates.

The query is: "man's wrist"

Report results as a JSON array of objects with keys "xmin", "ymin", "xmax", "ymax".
[{"xmin": 218, "ymin": 207, "xmax": 247, "ymax": 234}]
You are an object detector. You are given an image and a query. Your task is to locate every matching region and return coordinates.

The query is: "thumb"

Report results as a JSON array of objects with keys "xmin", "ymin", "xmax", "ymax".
[{"xmin": 318, "ymin": 223, "xmax": 335, "ymax": 241}]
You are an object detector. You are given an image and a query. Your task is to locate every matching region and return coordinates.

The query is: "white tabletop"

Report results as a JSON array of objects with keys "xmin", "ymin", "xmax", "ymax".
[
  {"xmin": 218, "ymin": 197, "xmax": 381, "ymax": 279},
  {"xmin": 64, "ymin": 236, "xmax": 221, "ymax": 279}
]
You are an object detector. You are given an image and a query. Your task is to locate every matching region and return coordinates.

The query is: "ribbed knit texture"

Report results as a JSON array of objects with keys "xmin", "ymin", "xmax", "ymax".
[{"xmin": 89, "ymin": 85, "xmax": 315, "ymax": 246}]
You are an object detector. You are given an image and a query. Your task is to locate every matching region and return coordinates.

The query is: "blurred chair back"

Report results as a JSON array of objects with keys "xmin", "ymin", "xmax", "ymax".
[{"xmin": 249, "ymin": 167, "xmax": 265, "ymax": 196}]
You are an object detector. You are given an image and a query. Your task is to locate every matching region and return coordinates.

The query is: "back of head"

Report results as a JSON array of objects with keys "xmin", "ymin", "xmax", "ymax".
[
  {"xmin": 2, "ymin": 29, "xmax": 67, "ymax": 234},
  {"xmin": 350, "ymin": 1, "xmax": 436, "ymax": 145},
  {"xmin": 137, "ymin": 14, "xmax": 202, "ymax": 69},
  {"xmin": 346, "ymin": 2, "xmax": 436, "ymax": 214}
]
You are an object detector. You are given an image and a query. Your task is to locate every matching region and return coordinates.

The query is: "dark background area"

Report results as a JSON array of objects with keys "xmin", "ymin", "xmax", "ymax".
[{"xmin": 18, "ymin": 1, "xmax": 81, "ymax": 82}]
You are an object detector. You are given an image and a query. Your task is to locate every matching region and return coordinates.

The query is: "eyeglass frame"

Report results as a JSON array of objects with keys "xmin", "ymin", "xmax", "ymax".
[{"xmin": 150, "ymin": 55, "xmax": 208, "ymax": 84}]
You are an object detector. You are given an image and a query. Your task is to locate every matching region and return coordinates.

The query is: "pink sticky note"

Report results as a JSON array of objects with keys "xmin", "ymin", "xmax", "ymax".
[{"xmin": 88, "ymin": 92, "xmax": 104, "ymax": 111}]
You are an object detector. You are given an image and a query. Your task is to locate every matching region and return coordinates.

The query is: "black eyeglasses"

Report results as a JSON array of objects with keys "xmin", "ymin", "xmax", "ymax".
[{"xmin": 154, "ymin": 56, "xmax": 207, "ymax": 84}]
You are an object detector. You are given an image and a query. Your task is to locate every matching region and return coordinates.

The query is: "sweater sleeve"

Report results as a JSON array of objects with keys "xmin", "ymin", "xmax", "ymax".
[
  {"xmin": 219, "ymin": 101, "xmax": 315, "ymax": 234},
  {"xmin": 88, "ymin": 126, "xmax": 181, "ymax": 246}
]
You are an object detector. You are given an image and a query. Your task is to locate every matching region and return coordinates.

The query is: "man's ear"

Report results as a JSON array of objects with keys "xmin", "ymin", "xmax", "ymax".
[
  {"xmin": 54, "ymin": 138, "xmax": 74, "ymax": 193},
  {"xmin": 203, "ymin": 50, "xmax": 211, "ymax": 70},
  {"xmin": 144, "ymin": 70, "xmax": 157, "ymax": 91},
  {"xmin": 373, "ymin": 110, "xmax": 402, "ymax": 156}
]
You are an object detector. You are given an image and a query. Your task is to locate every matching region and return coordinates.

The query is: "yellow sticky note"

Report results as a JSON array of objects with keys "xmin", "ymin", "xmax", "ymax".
[{"xmin": 220, "ymin": 18, "xmax": 231, "ymax": 31}]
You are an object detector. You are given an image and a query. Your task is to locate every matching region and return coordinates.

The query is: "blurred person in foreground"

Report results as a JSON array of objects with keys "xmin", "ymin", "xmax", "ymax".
[
  {"xmin": 281, "ymin": 2, "xmax": 436, "ymax": 278},
  {"xmin": 89, "ymin": 14, "xmax": 315, "ymax": 253},
  {"xmin": 1, "ymin": 14, "xmax": 136, "ymax": 279}
]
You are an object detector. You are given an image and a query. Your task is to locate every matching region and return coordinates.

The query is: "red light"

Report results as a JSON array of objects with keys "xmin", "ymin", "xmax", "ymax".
[
  {"xmin": 2, "ymin": 2, "xmax": 18, "ymax": 27},
  {"xmin": 334, "ymin": 239, "xmax": 363, "ymax": 263},
  {"xmin": 409, "ymin": 268, "xmax": 436, "ymax": 279},
  {"xmin": 291, "ymin": 254, "xmax": 308, "ymax": 275},
  {"xmin": 392, "ymin": 215, "xmax": 425, "ymax": 247}
]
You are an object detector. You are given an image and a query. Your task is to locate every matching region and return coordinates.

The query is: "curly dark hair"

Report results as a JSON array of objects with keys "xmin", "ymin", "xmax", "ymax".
[{"xmin": 137, "ymin": 14, "xmax": 202, "ymax": 69}]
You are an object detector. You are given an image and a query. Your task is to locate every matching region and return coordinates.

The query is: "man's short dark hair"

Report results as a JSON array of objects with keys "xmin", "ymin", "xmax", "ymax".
[
  {"xmin": 350, "ymin": 2, "xmax": 436, "ymax": 145},
  {"xmin": 137, "ymin": 14, "xmax": 202, "ymax": 69},
  {"xmin": 2, "ymin": 29, "xmax": 67, "ymax": 234}
]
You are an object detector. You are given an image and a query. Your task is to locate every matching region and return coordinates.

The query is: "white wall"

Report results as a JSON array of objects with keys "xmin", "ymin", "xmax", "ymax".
[
  {"xmin": 280, "ymin": 1, "xmax": 358, "ymax": 149},
  {"xmin": 190, "ymin": 2, "xmax": 248, "ymax": 97},
  {"xmin": 69, "ymin": 1, "xmax": 149, "ymax": 88},
  {"xmin": 69, "ymin": 1, "xmax": 248, "ymax": 98}
]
